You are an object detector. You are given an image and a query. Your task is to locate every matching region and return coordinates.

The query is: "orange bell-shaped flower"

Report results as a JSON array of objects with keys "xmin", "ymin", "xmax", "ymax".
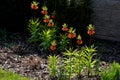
[
  {"xmin": 50, "ymin": 40, "xmax": 57, "ymax": 51},
  {"xmin": 87, "ymin": 30, "xmax": 95, "ymax": 35},
  {"xmin": 76, "ymin": 34, "xmax": 82, "ymax": 45},
  {"xmin": 68, "ymin": 33, "xmax": 76, "ymax": 39},
  {"xmin": 41, "ymin": 10, "xmax": 48, "ymax": 14},
  {"xmin": 51, "ymin": 15, "xmax": 56, "ymax": 19},
  {"xmin": 77, "ymin": 40, "xmax": 82, "ymax": 45},
  {"xmin": 50, "ymin": 46, "xmax": 56, "ymax": 51},
  {"xmin": 62, "ymin": 27, "xmax": 69, "ymax": 31},
  {"xmin": 31, "ymin": 5, "xmax": 39, "ymax": 10},
  {"xmin": 47, "ymin": 19, "xmax": 54, "ymax": 27}
]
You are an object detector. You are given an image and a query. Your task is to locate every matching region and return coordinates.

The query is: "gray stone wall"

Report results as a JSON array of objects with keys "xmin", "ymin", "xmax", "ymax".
[{"xmin": 92, "ymin": 0, "xmax": 120, "ymax": 41}]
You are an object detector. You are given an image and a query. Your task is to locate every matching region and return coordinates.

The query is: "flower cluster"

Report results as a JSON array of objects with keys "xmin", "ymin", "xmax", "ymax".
[{"xmin": 29, "ymin": 1, "xmax": 95, "ymax": 52}]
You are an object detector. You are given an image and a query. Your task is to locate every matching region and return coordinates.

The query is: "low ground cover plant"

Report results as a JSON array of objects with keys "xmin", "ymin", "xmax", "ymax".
[{"xmin": 0, "ymin": 68, "xmax": 30, "ymax": 80}]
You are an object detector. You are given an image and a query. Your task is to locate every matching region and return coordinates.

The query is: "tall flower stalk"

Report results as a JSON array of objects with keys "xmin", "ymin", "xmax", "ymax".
[
  {"xmin": 68, "ymin": 27, "xmax": 76, "ymax": 48},
  {"xmin": 31, "ymin": 1, "xmax": 39, "ymax": 19},
  {"xmin": 87, "ymin": 24, "xmax": 95, "ymax": 45}
]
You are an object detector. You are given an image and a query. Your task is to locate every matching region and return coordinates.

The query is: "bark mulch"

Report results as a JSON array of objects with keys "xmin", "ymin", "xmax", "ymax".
[{"xmin": 0, "ymin": 39, "xmax": 120, "ymax": 80}]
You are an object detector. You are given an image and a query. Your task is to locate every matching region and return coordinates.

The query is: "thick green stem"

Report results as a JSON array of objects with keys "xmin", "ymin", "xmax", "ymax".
[
  {"xmin": 89, "ymin": 35, "xmax": 92, "ymax": 45},
  {"xmin": 33, "ymin": 11, "xmax": 36, "ymax": 20},
  {"xmin": 69, "ymin": 39, "xmax": 72, "ymax": 49}
]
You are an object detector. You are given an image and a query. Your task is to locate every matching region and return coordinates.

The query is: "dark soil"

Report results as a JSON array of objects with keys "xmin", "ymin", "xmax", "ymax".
[{"xmin": 0, "ymin": 37, "xmax": 120, "ymax": 80}]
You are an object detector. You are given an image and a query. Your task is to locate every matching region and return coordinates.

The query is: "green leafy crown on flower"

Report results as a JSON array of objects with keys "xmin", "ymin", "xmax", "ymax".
[
  {"xmin": 31, "ymin": 1, "xmax": 39, "ymax": 5},
  {"xmin": 87, "ymin": 24, "xmax": 94, "ymax": 30}
]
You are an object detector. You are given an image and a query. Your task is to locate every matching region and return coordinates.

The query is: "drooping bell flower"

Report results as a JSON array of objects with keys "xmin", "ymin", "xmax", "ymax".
[
  {"xmin": 51, "ymin": 11, "xmax": 56, "ymax": 19},
  {"xmin": 41, "ymin": 6, "xmax": 48, "ymax": 14},
  {"xmin": 50, "ymin": 40, "xmax": 57, "ymax": 51},
  {"xmin": 87, "ymin": 30, "xmax": 95, "ymax": 35},
  {"xmin": 76, "ymin": 34, "xmax": 82, "ymax": 45},
  {"xmin": 48, "ymin": 19, "xmax": 54, "ymax": 27},
  {"xmin": 87, "ymin": 24, "xmax": 95, "ymax": 35},
  {"xmin": 43, "ymin": 14, "xmax": 50, "ymax": 23},
  {"xmin": 68, "ymin": 27, "xmax": 76, "ymax": 39},
  {"xmin": 62, "ymin": 23, "xmax": 69, "ymax": 31},
  {"xmin": 31, "ymin": 1, "xmax": 39, "ymax": 10}
]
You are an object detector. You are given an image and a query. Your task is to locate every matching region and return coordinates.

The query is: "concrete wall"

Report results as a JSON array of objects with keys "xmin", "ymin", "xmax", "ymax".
[{"xmin": 92, "ymin": 0, "xmax": 120, "ymax": 41}]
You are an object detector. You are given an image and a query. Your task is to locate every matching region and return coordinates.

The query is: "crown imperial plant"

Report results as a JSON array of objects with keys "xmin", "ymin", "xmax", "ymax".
[
  {"xmin": 31, "ymin": 1, "xmax": 39, "ymax": 10},
  {"xmin": 76, "ymin": 34, "xmax": 82, "ymax": 45},
  {"xmin": 87, "ymin": 24, "xmax": 95, "ymax": 35}
]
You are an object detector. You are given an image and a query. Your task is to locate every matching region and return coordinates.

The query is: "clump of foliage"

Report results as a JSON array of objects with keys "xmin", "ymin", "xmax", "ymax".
[
  {"xmin": 48, "ymin": 45, "xmax": 98, "ymax": 79},
  {"xmin": 101, "ymin": 62, "xmax": 120, "ymax": 80},
  {"xmin": 0, "ymin": 68, "xmax": 30, "ymax": 80},
  {"xmin": 28, "ymin": 0, "xmax": 95, "ymax": 53},
  {"xmin": 48, "ymin": 55, "xmax": 59, "ymax": 79}
]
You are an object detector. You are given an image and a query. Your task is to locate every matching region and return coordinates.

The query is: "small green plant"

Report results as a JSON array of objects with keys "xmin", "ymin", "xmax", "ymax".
[
  {"xmin": 73, "ymin": 50, "xmax": 84, "ymax": 78},
  {"xmin": 63, "ymin": 49, "xmax": 79, "ymax": 79},
  {"xmin": 81, "ymin": 45, "xmax": 97, "ymax": 76},
  {"xmin": 48, "ymin": 55, "xmax": 59, "ymax": 79},
  {"xmin": 58, "ymin": 34, "xmax": 69, "ymax": 52},
  {"xmin": 27, "ymin": 18, "xmax": 40, "ymax": 44},
  {"xmin": 101, "ymin": 61, "xmax": 120, "ymax": 80},
  {"xmin": 57, "ymin": 49, "xmax": 81, "ymax": 80},
  {"xmin": 58, "ymin": 64, "xmax": 68, "ymax": 80},
  {"xmin": 63, "ymin": 58, "xmax": 74, "ymax": 79},
  {"xmin": 39, "ymin": 29, "xmax": 57, "ymax": 52}
]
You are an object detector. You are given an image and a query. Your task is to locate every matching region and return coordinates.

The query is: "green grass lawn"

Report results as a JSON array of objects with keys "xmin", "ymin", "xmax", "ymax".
[{"xmin": 0, "ymin": 68, "xmax": 30, "ymax": 80}]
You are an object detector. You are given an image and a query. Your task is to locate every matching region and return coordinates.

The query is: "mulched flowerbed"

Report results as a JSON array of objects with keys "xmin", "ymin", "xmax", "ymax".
[{"xmin": 0, "ymin": 38, "xmax": 120, "ymax": 80}]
